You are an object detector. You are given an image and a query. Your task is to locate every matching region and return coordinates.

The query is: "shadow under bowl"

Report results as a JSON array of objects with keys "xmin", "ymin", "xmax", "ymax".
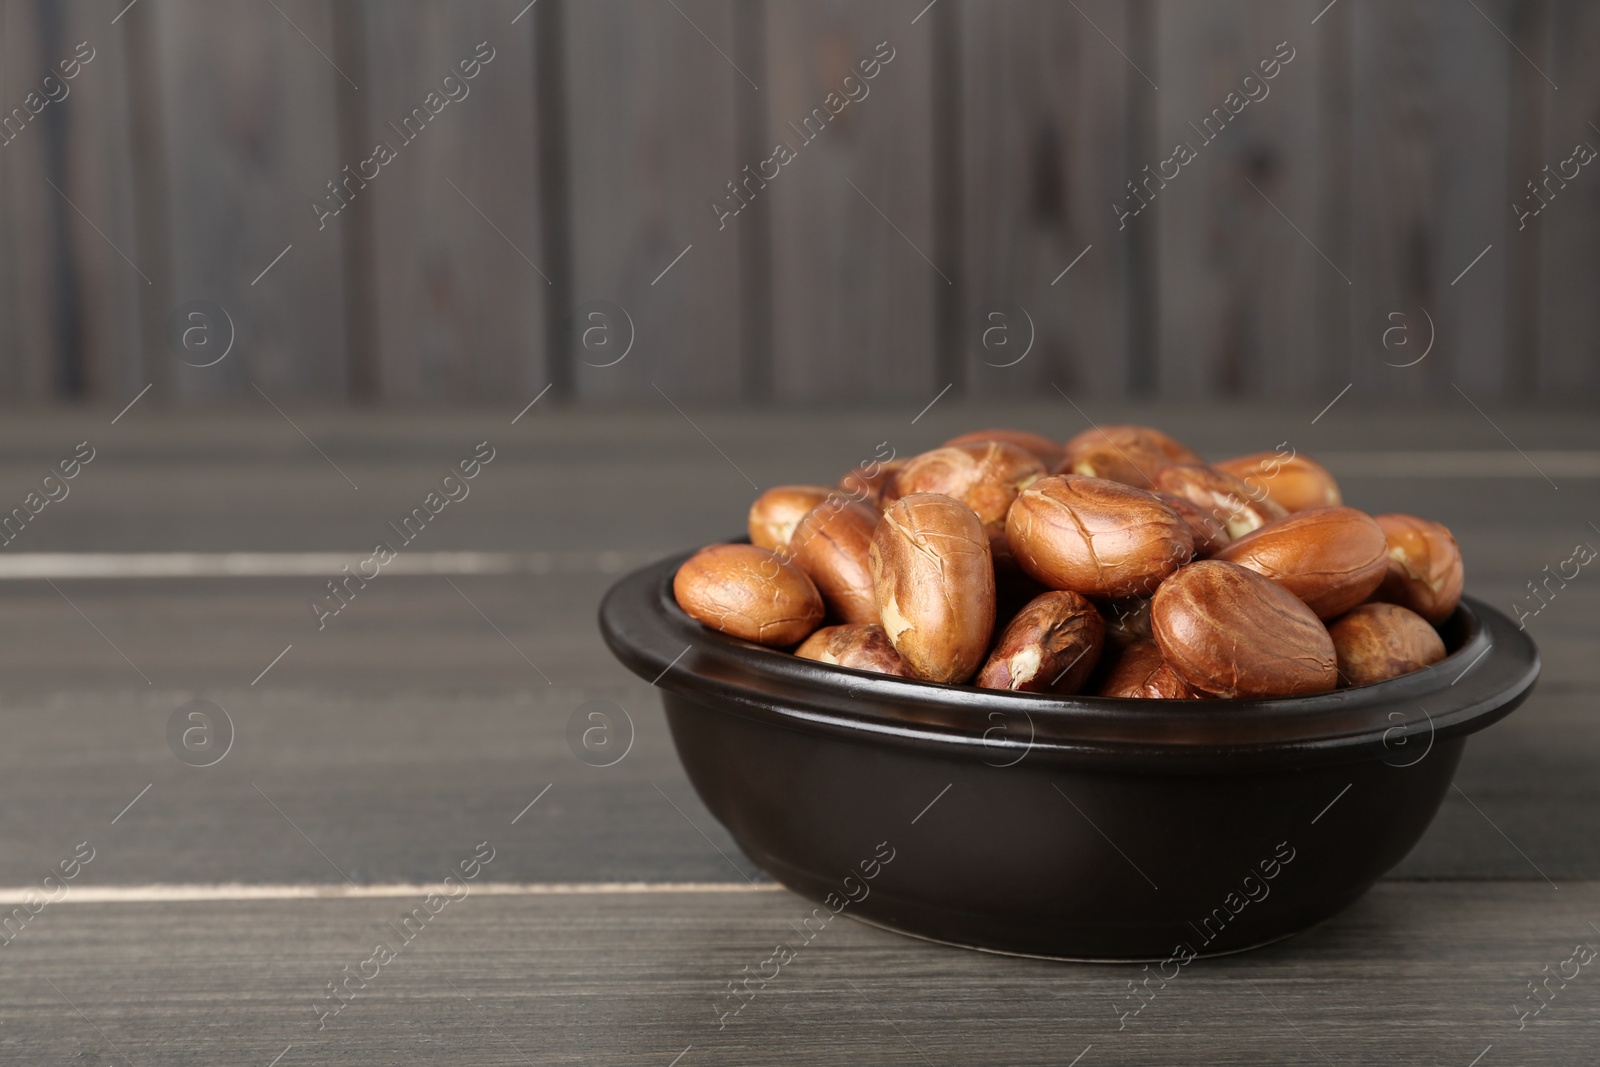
[{"xmin": 599, "ymin": 549, "xmax": 1539, "ymax": 961}]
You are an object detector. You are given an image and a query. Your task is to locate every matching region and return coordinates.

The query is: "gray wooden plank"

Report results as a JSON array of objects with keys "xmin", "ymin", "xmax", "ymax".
[
  {"xmin": 1503, "ymin": 0, "xmax": 1553, "ymax": 401},
  {"xmin": 0, "ymin": 572, "xmax": 1593, "ymax": 884},
  {"xmin": 564, "ymin": 0, "xmax": 744, "ymax": 402},
  {"xmin": 0, "ymin": 670, "xmax": 765, "ymax": 886},
  {"xmin": 56, "ymin": 1, "xmax": 145, "ymax": 399},
  {"xmin": 1153, "ymin": 1, "xmax": 1328, "ymax": 399},
  {"xmin": 1428, "ymin": 0, "xmax": 1516, "ymax": 396},
  {"xmin": 1347, "ymin": 0, "xmax": 1520, "ymax": 401},
  {"xmin": 0, "ymin": 0, "xmax": 61, "ymax": 400},
  {"xmin": 1348, "ymin": 0, "xmax": 1438, "ymax": 404},
  {"xmin": 764, "ymin": 0, "xmax": 939, "ymax": 401},
  {"xmin": 959, "ymin": 0, "xmax": 1132, "ymax": 400},
  {"xmin": 1537, "ymin": 0, "xmax": 1600, "ymax": 396},
  {"xmin": 117, "ymin": 0, "xmax": 179, "ymax": 398},
  {"xmin": 153, "ymin": 0, "xmax": 348, "ymax": 400},
  {"xmin": 0, "ymin": 405, "xmax": 1596, "ymax": 555},
  {"xmin": 359, "ymin": 0, "xmax": 548, "ymax": 401},
  {"xmin": 2, "ymin": 883, "xmax": 1598, "ymax": 1064},
  {"xmin": 1311, "ymin": 0, "xmax": 1354, "ymax": 400},
  {"xmin": 0, "ymin": 405, "xmax": 1595, "ymax": 593}
]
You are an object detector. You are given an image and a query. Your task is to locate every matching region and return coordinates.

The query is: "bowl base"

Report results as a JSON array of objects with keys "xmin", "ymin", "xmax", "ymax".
[{"xmin": 842, "ymin": 907, "xmax": 1315, "ymax": 964}]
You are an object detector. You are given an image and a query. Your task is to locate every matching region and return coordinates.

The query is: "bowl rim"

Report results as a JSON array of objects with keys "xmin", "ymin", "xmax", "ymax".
[{"xmin": 599, "ymin": 547, "xmax": 1540, "ymax": 766}]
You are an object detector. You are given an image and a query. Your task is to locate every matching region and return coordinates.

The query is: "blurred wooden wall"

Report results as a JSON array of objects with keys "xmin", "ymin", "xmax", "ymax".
[{"xmin": 1, "ymin": 0, "xmax": 1595, "ymax": 406}]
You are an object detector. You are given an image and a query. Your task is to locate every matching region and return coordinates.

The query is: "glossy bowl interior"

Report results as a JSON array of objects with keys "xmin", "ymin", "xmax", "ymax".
[{"xmin": 600, "ymin": 548, "xmax": 1539, "ymax": 960}]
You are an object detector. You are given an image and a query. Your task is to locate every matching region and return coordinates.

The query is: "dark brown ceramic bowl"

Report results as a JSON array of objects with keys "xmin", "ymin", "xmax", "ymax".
[{"xmin": 599, "ymin": 548, "xmax": 1539, "ymax": 961}]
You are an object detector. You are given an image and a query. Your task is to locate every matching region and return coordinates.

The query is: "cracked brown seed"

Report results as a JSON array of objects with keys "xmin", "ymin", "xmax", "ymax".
[
  {"xmin": 1371, "ymin": 513, "xmax": 1464, "ymax": 624},
  {"xmin": 976, "ymin": 590, "xmax": 1104, "ymax": 693},
  {"xmin": 673, "ymin": 543, "xmax": 824, "ymax": 647},
  {"xmin": 1328, "ymin": 602, "xmax": 1446, "ymax": 686},
  {"xmin": 748, "ymin": 486, "xmax": 833, "ymax": 550},
  {"xmin": 1213, "ymin": 506, "xmax": 1389, "ymax": 620},
  {"xmin": 1005, "ymin": 475, "xmax": 1193, "ymax": 598},
  {"xmin": 1152, "ymin": 560, "xmax": 1338, "ymax": 698},
  {"xmin": 788, "ymin": 500, "xmax": 880, "ymax": 625},
  {"xmin": 795, "ymin": 623, "xmax": 913, "ymax": 677},
  {"xmin": 868, "ymin": 493, "xmax": 996, "ymax": 684}
]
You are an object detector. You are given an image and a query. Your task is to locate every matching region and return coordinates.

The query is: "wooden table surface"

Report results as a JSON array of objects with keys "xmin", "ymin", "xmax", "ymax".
[{"xmin": 1, "ymin": 401, "xmax": 1596, "ymax": 1065}]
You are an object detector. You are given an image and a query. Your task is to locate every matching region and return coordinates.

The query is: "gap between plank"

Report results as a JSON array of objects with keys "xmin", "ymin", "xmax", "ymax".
[
  {"xmin": 0, "ymin": 882, "xmax": 783, "ymax": 904},
  {"xmin": 0, "ymin": 550, "xmax": 661, "ymax": 580}
]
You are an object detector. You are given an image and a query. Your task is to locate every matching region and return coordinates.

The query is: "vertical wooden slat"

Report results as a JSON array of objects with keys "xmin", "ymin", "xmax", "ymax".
[
  {"xmin": 765, "ymin": 0, "xmax": 937, "ymax": 402},
  {"xmin": 1125, "ymin": 0, "xmax": 1159, "ymax": 396},
  {"xmin": 154, "ymin": 0, "xmax": 348, "ymax": 400},
  {"xmin": 564, "ymin": 0, "xmax": 743, "ymax": 403},
  {"xmin": 1314, "ymin": 0, "xmax": 1353, "ymax": 399},
  {"xmin": 930, "ymin": 0, "xmax": 964, "ymax": 398},
  {"xmin": 58, "ymin": 1, "xmax": 145, "ymax": 399},
  {"xmin": 0, "ymin": 0, "xmax": 59, "ymax": 401},
  {"xmin": 121, "ymin": 0, "xmax": 176, "ymax": 400},
  {"xmin": 0, "ymin": 0, "xmax": 1589, "ymax": 408},
  {"xmin": 959, "ymin": 0, "xmax": 1133, "ymax": 403},
  {"xmin": 1348, "ymin": 0, "xmax": 1517, "ymax": 403},
  {"xmin": 1153, "ymin": 0, "xmax": 1328, "ymax": 401},
  {"xmin": 1503, "ymin": 0, "xmax": 1550, "ymax": 400},
  {"xmin": 1430, "ymin": 0, "xmax": 1516, "ymax": 396},
  {"xmin": 1348, "ymin": 0, "xmax": 1432, "ymax": 403},
  {"xmin": 33, "ymin": 0, "xmax": 83, "ymax": 396},
  {"xmin": 4, "ymin": 0, "xmax": 165, "ymax": 403},
  {"xmin": 535, "ymin": 0, "xmax": 574, "ymax": 402},
  {"xmin": 361, "ymin": 0, "xmax": 546, "ymax": 402},
  {"xmin": 1536, "ymin": 0, "xmax": 1599, "ymax": 396},
  {"xmin": 733, "ymin": 0, "xmax": 772, "ymax": 402},
  {"xmin": 330, "ymin": 1, "xmax": 377, "ymax": 401}
]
